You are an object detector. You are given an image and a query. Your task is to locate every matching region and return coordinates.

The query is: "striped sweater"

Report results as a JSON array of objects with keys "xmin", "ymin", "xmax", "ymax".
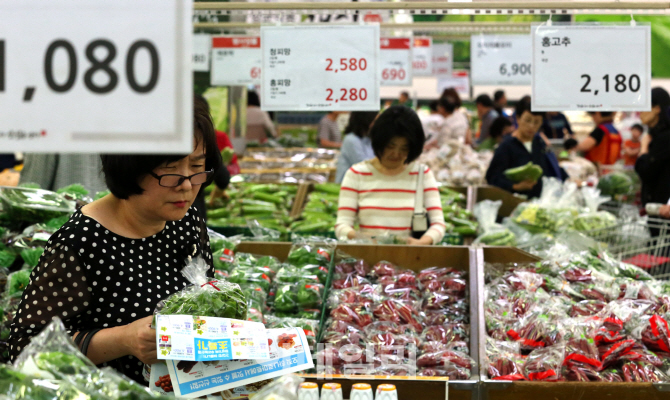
[{"xmin": 335, "ymin": 161, "xmax": 446, "ymax": 244}]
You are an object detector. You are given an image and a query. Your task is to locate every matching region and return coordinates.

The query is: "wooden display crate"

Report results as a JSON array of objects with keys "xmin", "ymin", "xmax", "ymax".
[{"xmin": 473, "ymin": 186, "xmax": 526, "ymax": 219}]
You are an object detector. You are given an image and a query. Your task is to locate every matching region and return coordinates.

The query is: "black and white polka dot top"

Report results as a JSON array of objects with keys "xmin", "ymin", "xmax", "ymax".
[{"xmin": 8, "ymin": 207, "xmax": 213, "ymax": 382}]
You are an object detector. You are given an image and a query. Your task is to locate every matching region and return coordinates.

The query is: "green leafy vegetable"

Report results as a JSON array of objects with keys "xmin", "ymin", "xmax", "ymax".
[{"xmin": 158, "ymin": 280, "xmax": 247, "ymax": 320}]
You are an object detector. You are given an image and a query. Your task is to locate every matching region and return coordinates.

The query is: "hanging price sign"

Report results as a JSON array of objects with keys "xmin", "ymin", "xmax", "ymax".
[
  {"xmin": 437, "ymin": 71, "xmax": 470, "ymax": 99},
  {"xmin": 432, "ymin": 43, "xmax": 453, "ymax": 79},
  {"xmin": 192, "ymin": 34, "xmax": 211, "ymax": 72},
  {"xmin": 532, "ymin": 24, "xmax": 651, "ymax": 111},
  {"xmin": 211, "ymin": 36, "xmax": 261, "ymax": 86},
  {"xmin": 412, "ymin": 37, "xmax": 433, "ymax": 77},
  {"xmin": 261, "ymin": 25, "xmax": 380, "ymax": 111},
  {"xmin": 471, "ymin": 34, "xmax": 531, "ymax": 85},
  {"xmin": 380, "ymin": 37, "xmax": 412, "ymax": 86},
  {"xmin": 0, "ymin": 0, "xmax": 192, "ymax": 153}
]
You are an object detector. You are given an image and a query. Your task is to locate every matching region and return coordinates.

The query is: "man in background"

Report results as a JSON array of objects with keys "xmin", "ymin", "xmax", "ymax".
[
  {"xmin": 317, "ymin": 111, "xmax": 343, "ymax": 148},
  {"xmin": 541, "ymin": 111, "xmax": 574, "ymax": 139},
  {"xmin": 476, "ymin": 94, "xmax": 499, "ymax": 143},
  {"xmin": 493, "ymin": 90, "xmax": 508, "ymax": 118}
]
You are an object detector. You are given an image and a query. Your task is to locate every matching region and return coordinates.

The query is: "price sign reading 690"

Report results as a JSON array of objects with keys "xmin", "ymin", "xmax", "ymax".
[
  {"xmin": 532, "ymin": 24, "xmax": 651, "ymax": 112},
  {"xmin": 0, "ymin": 0, "xmax": 192, "ymax": 153},
  {"xmin": 261, "ymin": 25, "xmax": 380, "ymax": 111}
]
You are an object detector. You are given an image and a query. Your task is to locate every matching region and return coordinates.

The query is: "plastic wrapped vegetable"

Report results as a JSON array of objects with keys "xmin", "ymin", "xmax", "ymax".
[
  {"xmin": 6, "ymin": 269, "xmax": 31, "ymax": 298},
  {"xmin": 227, "ymin": 266, "xmax": 273, "ymax": 293},
  {"xmin": 473, "ymin": 200, "xmax": 517, "ymax": 246},
  {"xmin": 275, "ymin": 265, "xmax": 320, "ymax": 285},
  {"xmin": 0, "ymin": 186, "xmax": 75, "ymax": 224},
  {"xmin": 522, "ymin": 345, "xmax": 565, "ymax": 381},
  {"xmin": 504, "ymin": 162, "xmax": 543, "ymax": 183},
  {"xmin": 286, "ymin": 237, "xmax": 336, "ymax": 268},
  {"xmin": 597, "ymin": 172, "xmax": 634, "ymax": 197},
  {"xmin": 486, "ymin": 339, "xmax": 526, "ymax": 380},
  {"xmin": 155, "ymin": 257, "xmax": 247, "ymax": 320},
  {"xmin": 56, "ymin": 183, "xmax": 90, "ymax": 201}
]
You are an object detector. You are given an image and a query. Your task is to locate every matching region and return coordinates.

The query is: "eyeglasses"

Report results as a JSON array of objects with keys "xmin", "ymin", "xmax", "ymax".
[{"xmin": 149, "ymin": 169, "xmax": 213, "ymax": 188}]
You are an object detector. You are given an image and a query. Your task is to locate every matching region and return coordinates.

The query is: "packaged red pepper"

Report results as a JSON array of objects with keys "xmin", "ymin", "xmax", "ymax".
[
  {"xmin": 599, "ymin": 338, "xmax": 637, "ymax": 369},
  {"xmin": 570, "ymin": 300, "xmax": 607, "ymax": 317},
  {"xmin": 486, "ymin": 339, "xmax": 526, "ymax": 381},
  {"xmin": 621, "ymin": 361, "xmax": 668, "ymax": 382},
  {"xmin": 421, "ymin": 323, "xmax": 469, "ymax": 344},
  {"xmin": 330, "ymin": 303, "xmax": 374, "ymax": 327},
  {"xmin": 639, "ymin": 315, "xmax": 670, "ymax": 353},
  {"xmin": 331, "ymin": 274, "xmax": 372, "ymax": 289},
  {"xmin": 522, "ymin": 345, "xmax": 565, "ymax": 381}
]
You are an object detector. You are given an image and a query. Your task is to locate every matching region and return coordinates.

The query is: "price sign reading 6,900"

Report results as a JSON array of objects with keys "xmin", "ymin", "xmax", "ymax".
[
  {"xmin": 532, "ymin": 24, "xmax": 651, "ymax": 112},
  {"xmin": 0, "ymin": 0, "xmax": 192, "ymax": 153}
]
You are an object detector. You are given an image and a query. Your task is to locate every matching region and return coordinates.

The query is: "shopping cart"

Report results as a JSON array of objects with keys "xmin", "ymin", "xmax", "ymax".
[{"xmin": 581, "ymin": 203, "xmax": 670, "ymax": 279}]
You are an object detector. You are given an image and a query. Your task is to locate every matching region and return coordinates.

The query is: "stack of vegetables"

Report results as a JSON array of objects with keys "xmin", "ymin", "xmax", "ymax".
[
  {"xmin": 206, "ymin": 183, "xmax": 298, "ymax": 239},
  {"xmin": 316, "ymin": 251, "xmax": 474, "ymax": 379},
  {"xmin": 6, "ymin": 318, "xmax": 170, "ymax": 399},
  {"xmin": 485, "ymin": 250, "xmax": 670, "ymax": 382},
  {"xmin": 292, "ymin": 183, "xmax": 340, "ymax": 236},
  {"xmin": 440, "ymin": 187, "xmax": 478, "ymax": 244}
]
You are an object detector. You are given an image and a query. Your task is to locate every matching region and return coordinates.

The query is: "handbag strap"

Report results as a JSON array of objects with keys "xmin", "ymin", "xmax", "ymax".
[{"xmin": 414, "ymin": 164, "xmax": 425, "ymax": 215}]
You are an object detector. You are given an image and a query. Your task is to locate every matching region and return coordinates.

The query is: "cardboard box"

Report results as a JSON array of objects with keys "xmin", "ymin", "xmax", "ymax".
[
  {"xmin": 475, "ymin": 246, "xmax": 670, "ymax": 400},
  {"xmin": 473, "ymin": 186, "xmax": 526, "ymax": 218}
]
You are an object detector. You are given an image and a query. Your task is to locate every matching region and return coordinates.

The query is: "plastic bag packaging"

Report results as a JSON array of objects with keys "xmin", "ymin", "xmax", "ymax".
[
  {"xmin": 155, "ymin": 257, "xmax": 247, "ymax": 320},
  {"xmin": 473, "ymin": 200, "xmax": 517, "ymax": 246},
  {"xmin": 372, "ymin": 299, "xmax": 423, "ymax": 333},
  {"xmin": 522, "ymin": 345, "xmax": 565, "ymax": 381},
  {"xmin": 211, "ymin": 233, "xmax": 242, "ymax": 273},
  {"xmin": 13, "ymin": 317, "xmax": 97, "ymax": 380},
  {"xmin": 370, "ymin": 261, "xmax": 401, "ymax": 281},
  {"xmin": 0, "ymin": 186, "xmax": 75, "ymax": 224},
  {"xmin": 327, "ymin": 287, "xmax": 376, "ymax": 308},
  {"xmin": 486, "ymin": 339, "xmax": 526, "ymax": 380},
  {"xmin": 273, "ymin": 282, "xmax": 323, "ymax": 315},
  {"xmin": 332, "ymin": 273, "xmax": 371, "ymax": 289},
  {"xmin": 247, "ymin": 219, "xmax": 282, "ymax": 241},
  {"xmin": 333, "ymin": 252, "xmax": 371, "ymax": 279},
  {"xmin": 421, "ymin": 323, "xmax": 469, "ymax": 344},
  {"xmin": 286, "ymin": 236, "xmax": 336, "ymax": 268},
  {"xmin": 562, "ymin": 338, "xmax": 602, "ymax": 381},
  {"xmin": 275, "ymin": 264, "xmax": 320, "ymax": 285},
  {"xmin": 330, "ymin": 303, "xmax": 374, "ymax": 327},
  {"xmin": 620, "ymin": 361, "xmax": 668, "ymax": 382},
  {"xmin": 20, "ymin": 247, "xmax": 44, "ymax": 270},
  {"xmin": 227, "ymin": 266, "xmax": 274, "ymax": 293},
  {"xmin": 239, "ymin": 283, "xmax": 268, "ymax": 323}
]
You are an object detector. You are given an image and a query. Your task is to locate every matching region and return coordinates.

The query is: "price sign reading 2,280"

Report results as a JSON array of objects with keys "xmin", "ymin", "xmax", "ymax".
[
  {"xmin": 0, "ymin": 0, "xmax": 193, "ymax": 154},
  {"xmin": 261, "ymin": 25, "xmax": 380, "ymax": 111}
]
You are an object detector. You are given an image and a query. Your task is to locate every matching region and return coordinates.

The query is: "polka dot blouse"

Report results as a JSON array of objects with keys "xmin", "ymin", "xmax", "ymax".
[{"xmin": 8, "ymin": 207, "xmax": 213, "ymax": 382}]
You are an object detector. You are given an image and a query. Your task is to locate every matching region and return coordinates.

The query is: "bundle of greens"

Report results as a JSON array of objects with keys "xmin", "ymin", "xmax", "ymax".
[{"xmin": 0, "ymin": 187, "xmax": 75, "ymax": 224}]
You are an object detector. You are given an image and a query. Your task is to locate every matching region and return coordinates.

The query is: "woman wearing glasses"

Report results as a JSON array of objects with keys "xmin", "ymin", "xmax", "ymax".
[{"xmin": 8, "ymin": 98, "xmax": 221, "ymax": 383}]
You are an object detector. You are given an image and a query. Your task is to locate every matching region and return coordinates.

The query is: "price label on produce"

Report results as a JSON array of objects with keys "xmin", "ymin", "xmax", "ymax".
[
  {"xmin": 192, "ymin": 34, "xmax": 211, "ymax": 72},
  {"xmin": 260, "ymin": 25, "xmax": 380, "ymax": 111},
  {"xmin": 211, "ymin": 36, "xmax": 261, "ymax": 86},
  {"xmin": 412, "ymin": 36, "xmax": 433, "ymax": 77},
  {"xmin": 0, "ymin": 0, "xmax": 192, "ymax": 153},
  {"xmin": 437, "ymin": 70, "xmax": 470, "ymax": 99},
  {"xmin": 531, "ymin": 24, "xmax": 651, "ymax": 111},
  {"xmin": 470, "ymin": 34, "xmax": 532, "ymax": 85},
  {"xmin": 432, "ymin": 43, "xmax": 453, "ymax": 79},
  {"xmin": 380, "ymin": 37, "xmax": 412, "ymax": 86}
]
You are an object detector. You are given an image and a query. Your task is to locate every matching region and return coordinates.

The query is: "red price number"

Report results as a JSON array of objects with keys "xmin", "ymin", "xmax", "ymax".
[
  {"xmin": 413, "ymin": 60, "xmax": 427, "ymax": 70},
  {"xmin": 325, "ymin": 88, "xmax": 369, "ymax": 102},
  {"xmin": 325, "ymin": 58, "xmax": 368, "ymax": 73},
  {"xmin": 381, "ymin": 68, "xmax": 406, "ymax": 81},
  {"xmin": 250, "ymin": 67, "xmax": 261, "ymax": 79}
]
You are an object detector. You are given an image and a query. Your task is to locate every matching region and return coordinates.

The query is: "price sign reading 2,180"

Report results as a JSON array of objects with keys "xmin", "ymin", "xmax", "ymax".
[
  {"xmin": 0, "ymin": 39, "xmax": 159, "ymax": 99},
  {"xmin": 580, "ymin": 74, "xmax": 641, "ymax": 95}
]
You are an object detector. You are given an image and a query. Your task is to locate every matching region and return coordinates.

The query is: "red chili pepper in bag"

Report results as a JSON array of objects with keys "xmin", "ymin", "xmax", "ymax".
[
  {"xmin": 641, "ymin": 315, "xmax": 670, "ymax": 353},
  {"xmin": 600, "ymin": 339, "xmax": 637, "ymax": 369}
]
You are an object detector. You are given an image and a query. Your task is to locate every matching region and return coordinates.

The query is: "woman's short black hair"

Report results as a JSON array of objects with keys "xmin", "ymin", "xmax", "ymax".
[
  {"xmin": 101, "ymin": 96, "xmax": 222, "ymax": 200},
  {"xmin": 490, "ymin": 116, "xmax": 513, "ymax": 139},
  {"xmin": 369, "ymin": 106, "xmax": 425, "ymax": 164},
  {"xmin": 345, "ymin": 111, "xmax": 379, "ymax": 138},
  {"xmin": 248, "ymin": 91, "xmax": 261, "ymax": 107}
]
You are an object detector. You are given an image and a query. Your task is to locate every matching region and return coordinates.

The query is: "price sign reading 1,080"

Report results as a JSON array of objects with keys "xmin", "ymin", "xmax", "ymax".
[
  {"xmin": 326, "ymin": 88, "xmax": 369, "ymax": 102},
  {"xmin": 0, "ymin": 39, "xmax": 159, "ymax": 100},
  {"xmin": 325, "ymin": 58, "xmax": 368, "ymax": 73}
]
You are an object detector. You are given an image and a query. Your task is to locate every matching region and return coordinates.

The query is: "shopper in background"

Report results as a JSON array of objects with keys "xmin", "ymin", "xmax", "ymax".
[
  {"xmin": 565, "ymin": 111, "xmax": 621, "ymax": 170},
  {"xmin": 421, "ymin": 100, "xmax": 445, "ymax": 147},
  {"xmin": 493, "ymin": 90, "xmax": 508, "ymax": 117},
  {"xmin": 478, "ymin": 116, "xmax": 513, "ymax": 151},
  {"xmin": 9, "ymin": 97, "xmax": 220, "ymax": 383},
  {"xmin": 317, "ymin": 111, "xmax": 343, "ymax": 148},
  {"xmin": 510, "ymin": 95, "xmax": 530, "ymax": 129},
  {"xmin": 486, "ymin": 99, "xmax": 568, "ymax": 198},
  {"xmin": 425, "ymin": 96, "xmax": 468, "ymax": 148},
  {"xmin": 475, "ymin": 94, "xmax": 499, "ymax": 143},
  {"xmin": 623, "ymin": 123, "xmax": 644, "ymax": 168},
  {"xmin": 335, "ymin": 111, "xmax": 379, "ymax": 183},
  {"xmin": 336, "ymin": 106, "xmax": 446, "ymax": 245},
  {"xmin": 20, "ymin": 153, "xmax": 107, "ymax": 194},
  {"xmin": 245, "ymin": 91, "xmax": 276, "ymax": 144},
  {"xmin": 441, "ymin": 87, "xmax": 472, "ymax": 145},
  {"xmin": 541, "ymin": 111, "xmax": 574, "ymax": 139},
  {"xmin": 636, "ymin": 87, "xmax": 670, "ymax": 209}
]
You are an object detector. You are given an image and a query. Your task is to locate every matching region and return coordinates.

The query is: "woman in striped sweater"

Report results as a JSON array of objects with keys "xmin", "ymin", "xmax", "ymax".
[{"xmin": 335, "ymin": 106, "xmax": 446, "ymax": 245}]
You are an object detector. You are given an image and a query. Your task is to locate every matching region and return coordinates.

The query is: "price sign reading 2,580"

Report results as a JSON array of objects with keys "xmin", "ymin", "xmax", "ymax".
[
  {"xmin": 325, "ymin": 58, "xmax": 368, "ymax": 73},
  {"xmin": 0, "ymin": 38, "xmax": 159, "ymax": 101}
]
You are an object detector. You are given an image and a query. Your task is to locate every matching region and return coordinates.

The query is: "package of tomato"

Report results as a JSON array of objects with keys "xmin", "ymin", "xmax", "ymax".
[
  {"xmin": 522, "ymin": 345, "xmax": 565, "ymax": 381},
  {"xmin": 368, "ymin": 332, "xmax": 420, "ymax": 358},
  {"xmin": 330, "ymin": 303, "xmax": 374, "ymax": 327},
  {"xmin": 372, "ymin": 299, "xmax": 423, "ymax": 333},
  {"xmin": 486, "ymin": 340, "xmax": 526, "ymax": 381},
  {"xmin": 420, "ymin": 323, "xmax": 469, "ymax": 344},
  {"xmin": 422, "ymin": 301, "xmax": 470, "ymax": 325},
  {"xmin": 327, "ymin": 286, "xmax": 377, "ymax": 308}
]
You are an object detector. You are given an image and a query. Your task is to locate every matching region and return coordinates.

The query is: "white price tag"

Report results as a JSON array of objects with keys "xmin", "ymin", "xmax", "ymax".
[
  {"xmin": 532, "ymin": 24, "xmax": 651, "ymax": 111},
  {"xmin": 437, "ymin": 71, "xmax": 470, "ymax": 99},
  {"xmin": 412, "ymin": 37, "xmax": 433, "ymax": 77},
  {"xmin": 380, "ymin": 37, "xmax": 412, "ymax": 86},
  {"xmin": 471, "ymin": 34, "xmax": 532, "ymax": 85},
  {"xmin": 211, "ymin": 36, "xmax": 261, "ymax": 86},
  {"xmin": 192, "ymin": 34, "xmax": 211, "ymax": 72},
  {"xmin": 261, "ymin": 25, "xmax": 380, "ymax": 111},
  {"xmin": 0, "ymin": 0, "xmax": 192, "ymax": 153},
  {"xmin": 432, "ymin": 43, "xmax": 453, "ymax": 79}
]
